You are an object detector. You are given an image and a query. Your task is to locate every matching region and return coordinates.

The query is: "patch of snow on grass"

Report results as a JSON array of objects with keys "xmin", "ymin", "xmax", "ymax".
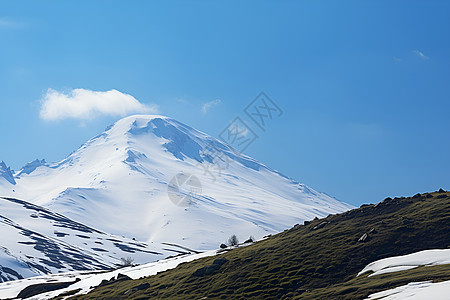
[
  {"xmin": 366, "ymin": 280, "xmax": 450, "ymax": 300},
  {"xmin": 358, "ymin": 249, "xmax": 450, "ymax": 277}
]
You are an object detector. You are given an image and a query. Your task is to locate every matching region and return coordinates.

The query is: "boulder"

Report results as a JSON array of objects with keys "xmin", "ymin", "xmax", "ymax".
[{"xmin": 312, "ymin": 222, "xmax": 328, "ymax": 231}]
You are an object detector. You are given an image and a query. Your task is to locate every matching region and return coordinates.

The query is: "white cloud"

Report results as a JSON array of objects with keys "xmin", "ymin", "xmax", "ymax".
[
  {"xmin": 413, "ymin": 50, "xmax": 429, "ymax": 60},
  {"xmin": 40, "ymin": 88, "xmax": 159, "ymax": 121},
  {"xmin": 201, "ymin": 99, "xmax": 221, "ymax": 114}
]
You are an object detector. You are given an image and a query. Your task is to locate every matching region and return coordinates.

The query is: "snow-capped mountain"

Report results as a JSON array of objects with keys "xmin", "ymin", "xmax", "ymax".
[{"xmin": 0, "ymin": 115, "xmax": 352, "ymax": 256}]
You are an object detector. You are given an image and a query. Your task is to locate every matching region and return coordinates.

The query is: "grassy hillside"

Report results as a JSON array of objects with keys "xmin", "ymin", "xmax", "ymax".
[{"xmin": 69, "ymin": 190, "xmax": 450, "ymax": 299}]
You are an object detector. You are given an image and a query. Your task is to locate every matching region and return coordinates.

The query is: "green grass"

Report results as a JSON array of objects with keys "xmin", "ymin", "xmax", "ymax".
[{"xmin": 69, "ymin": 191, "xmax": 450, "ymax": 299}]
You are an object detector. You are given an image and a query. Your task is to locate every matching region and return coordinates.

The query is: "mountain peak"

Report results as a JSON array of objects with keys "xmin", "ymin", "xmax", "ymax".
[
  {"xmin": 99, "ymin": 115, "xmax": 271, "ymax": 171},
  {"xmin": 104, "ymin": 115, "xmax": 214, "ymax": 162},
  {"xmin": 107, "ymin": 115, "xmax": 172, "ymax": 134},
  {"xmin": 0, "ymin": 161, "xmax": 16, "ymax": 185},
  {"xmin": 16, "ymin": 159, "xmax": 47, "ymax": 177}
]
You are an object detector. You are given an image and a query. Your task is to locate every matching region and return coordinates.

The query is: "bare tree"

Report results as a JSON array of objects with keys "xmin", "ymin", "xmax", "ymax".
[
  {"xmin": 119, "ymin": 256, "xmax": 134, "ymax": 267},
  {"xmin": 228, "ymin": 234, "xmax": 239, "ymax": 246}
]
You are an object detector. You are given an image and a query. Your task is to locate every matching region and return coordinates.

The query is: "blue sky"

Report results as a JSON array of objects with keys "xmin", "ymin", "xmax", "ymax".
[{"xmin": 1, "ymin": 0, "xmax": 449, "ymax": 206}]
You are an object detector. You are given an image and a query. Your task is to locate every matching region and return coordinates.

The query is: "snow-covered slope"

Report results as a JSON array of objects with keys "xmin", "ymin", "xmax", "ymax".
[
  {"xmin": 0, "ymin": 115, "xmax": 352, "ymax": 252},
  {"xmin": 0, "ymin": 250, "xmax": 220, "ymax": 299},
  {"xmin": 0, "ymin": 196, "xmax": 188, "ymax": 283}
]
